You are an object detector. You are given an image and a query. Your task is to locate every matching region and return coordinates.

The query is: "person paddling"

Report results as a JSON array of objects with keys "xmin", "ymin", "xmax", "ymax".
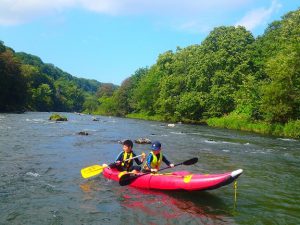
[
  {"xmin": 111, "ymin": 139, "xmax": 146, "ymax": 173},
  {"xmin": 143, "ymin": 141, "xmax": 174, "ymax": 173}
]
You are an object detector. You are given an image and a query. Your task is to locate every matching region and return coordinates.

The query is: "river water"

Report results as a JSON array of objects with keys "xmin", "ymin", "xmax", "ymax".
[{"xmin": 0, "ymin": 112, "xmax": 299, "ymax": 225}]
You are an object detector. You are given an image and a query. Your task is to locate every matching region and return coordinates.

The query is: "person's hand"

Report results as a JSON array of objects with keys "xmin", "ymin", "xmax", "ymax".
[
  {"xmin": 116, "ymin": 160, "xmax": 121, "ymax": 165},
  {"xmin": 151, "ymin": 168, "xmax": 158, "ymax": 173},
  {"xmin": 169, "ymin": 164, "xmax": 174, "ymax": 168},
  {"xmin": 141, "ymin": 152, "xmax": 146, "ymax": 162},
  {"xmin": 141, "ymin": 152, "xmax": 146, "ymax": 159}
]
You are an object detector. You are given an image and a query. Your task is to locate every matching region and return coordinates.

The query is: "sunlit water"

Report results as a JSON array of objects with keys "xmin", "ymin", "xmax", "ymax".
[{"xmin": 0, "ymin": 112, "xmax": 299, "ymax": 225}]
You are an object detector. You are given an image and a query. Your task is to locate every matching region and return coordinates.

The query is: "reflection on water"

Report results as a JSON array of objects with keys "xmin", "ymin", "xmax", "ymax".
[
  {"xmin": 122, "ymin": 188, "xmax": 238, "ymax": 225},
  {"xmin": 80, "ymin": 178, "xmax": 237, "ymax": 225}
]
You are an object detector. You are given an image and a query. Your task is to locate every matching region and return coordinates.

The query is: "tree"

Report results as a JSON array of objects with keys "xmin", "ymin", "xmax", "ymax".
[
  {"xmin": 131, "ymin": 66, "xmax": 161, "ymax": 115},
  {"xmin": 31, "ymin": 84, "xmax": 53, "ymax": 111},
  {"xmin": 83, "ymin": 95, "xmax": 99, "ymax": 113},
  {"xmin": 200, "ymin": 26, "xmax": 256, "ymax": 117},
  {"xmin": 176, "ymin": 92, "xmax": 207, "ymax": 121},
  {"xmin": 260, "ymin": 44, "xmax": 300, "ymax": 122},
  {"xmin": 96, "ymin": 83, "xmax": 117, "ymax": 98},
  {"xmin": 0, "ymin": 49, "xmax": 27, "ymax": 111}
]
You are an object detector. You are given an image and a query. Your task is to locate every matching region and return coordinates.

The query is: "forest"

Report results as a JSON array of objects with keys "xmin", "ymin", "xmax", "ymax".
[{"xmin": 0, "ymin": 8, "xmax": 299, "ymax": 137}]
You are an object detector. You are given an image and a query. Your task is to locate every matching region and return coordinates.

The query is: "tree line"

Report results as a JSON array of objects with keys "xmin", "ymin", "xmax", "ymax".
[{"xmin": 91, "ymin": 8, "xmax": 300, "ymax": 137}]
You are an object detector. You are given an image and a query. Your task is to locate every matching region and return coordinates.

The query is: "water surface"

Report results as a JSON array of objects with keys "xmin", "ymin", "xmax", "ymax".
[{"xmin": 0, "ymin": 112, "xmax": 299, "ymax": 224}]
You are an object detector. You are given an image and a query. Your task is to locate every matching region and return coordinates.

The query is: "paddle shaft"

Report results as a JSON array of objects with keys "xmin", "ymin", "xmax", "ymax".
[
  {"xmin": 109, "ymin": 154, "xmax": 142, "ymax": 167},
  {"xmin": 155, "ymin": 161, "xmax": 184, "ymax": 172},
  {"xmin": 149, "ymin": 157, "xmax": 198, "ymax": 173}
]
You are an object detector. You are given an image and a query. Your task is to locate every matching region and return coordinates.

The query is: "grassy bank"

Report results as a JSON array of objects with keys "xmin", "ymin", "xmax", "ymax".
[
  {"xmin": 207, "ymin": 113, "xmax": 300, "ymax": 139},
  {"xmin": 126, "ymin": 112, "xmax": 165, "ymax": 122},
  {"xmin": 126, "ymin": 112, "xmax": 207, "ymax": 125},
  {"xmin": 91, "ymin": 110, "xmax": 300, "ymax": 139}
]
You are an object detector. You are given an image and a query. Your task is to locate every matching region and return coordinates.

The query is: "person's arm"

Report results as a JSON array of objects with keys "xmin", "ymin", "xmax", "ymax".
[
  {"xmin": 132, "ymin": 151, "xmax": 142, "ymax": 165},
  {"xmin": 162, "ymin": 155, "xmax": 171, "ymax": 166},
  {"xmin": 162, "ymin": 155, "xmax": 174, "ymax": 167},
  {"xmin": 134, "ymin": 157, "xmax": 143, "ymax": 165},
  {"xmin": 115, "ymin": 152, "xmax": 123, "ymax": 162}
]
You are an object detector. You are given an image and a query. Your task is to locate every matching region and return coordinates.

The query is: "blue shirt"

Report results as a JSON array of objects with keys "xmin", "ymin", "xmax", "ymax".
[{"xmin": 146, "ymin": 152, "xmax": 171, "ymax": 169}]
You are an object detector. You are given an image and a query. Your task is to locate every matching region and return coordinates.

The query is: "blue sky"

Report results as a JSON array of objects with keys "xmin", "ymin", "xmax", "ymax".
[{"xmin": 0, "ymin": 0, "xmax": 298, "ymax": 85}]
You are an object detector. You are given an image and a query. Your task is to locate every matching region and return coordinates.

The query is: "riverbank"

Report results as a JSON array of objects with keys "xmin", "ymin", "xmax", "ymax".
[
  {"xmin": 126, "ymin": 112, "xmax": 300, "ymax": 139},
  {"xmin": 126, "ymin": 112, "xmax": 207, "ymax": 125},
  {"xmin": 207, "ymin": 114, "xmax": 300, "ymax": 139}
]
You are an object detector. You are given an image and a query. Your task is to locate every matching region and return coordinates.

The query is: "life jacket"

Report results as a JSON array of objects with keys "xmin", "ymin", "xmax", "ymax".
[
  {"xmin": 144, "ymin": 151, "xmax": 162, "ymax": 170},
  {"xmin": 122, "ymin": 152, "xmax": 133, "ymax": 169}
]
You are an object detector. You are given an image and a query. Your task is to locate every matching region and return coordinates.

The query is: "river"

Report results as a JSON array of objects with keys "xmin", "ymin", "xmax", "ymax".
[{"xmin": 0, "ymin": 112, "xmax": 299, "ymax": 225}]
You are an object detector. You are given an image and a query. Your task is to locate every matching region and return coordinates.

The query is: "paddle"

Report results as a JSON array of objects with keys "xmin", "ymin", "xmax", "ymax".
[
  {"xmin": 81, "ymin": 154, "xmax": 142, "ymax": 179},
  {"xmin": 119, "ymin": 157, "xmax": 198, "ymax": 186}
]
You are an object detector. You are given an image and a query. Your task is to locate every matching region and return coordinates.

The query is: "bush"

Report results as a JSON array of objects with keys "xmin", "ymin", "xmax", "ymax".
[
  {"xmin": 207, "ymin": 113, "xmax": 300, "ymax": 139},
  {"xmin": 283, "ymin": 120, "xmax": 300, "ymax": 138}
]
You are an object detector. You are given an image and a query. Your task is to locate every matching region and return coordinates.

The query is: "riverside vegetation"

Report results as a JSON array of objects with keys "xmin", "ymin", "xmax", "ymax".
[{"xmin": 1, "ymin": 9, "xmax": 299, "ymax": 138}]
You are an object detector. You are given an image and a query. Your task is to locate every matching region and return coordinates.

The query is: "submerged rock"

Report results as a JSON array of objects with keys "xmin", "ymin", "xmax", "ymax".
[{"xmin": 78, "ymin": 131, "xmax": 89, "ymax": 135}]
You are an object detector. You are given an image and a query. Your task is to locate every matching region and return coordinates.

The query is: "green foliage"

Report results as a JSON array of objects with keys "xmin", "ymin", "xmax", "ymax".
[
  {"xmin": 234, "ymin": 75, "xmax": 262, "ymax": 120},
  {"xmin": 0, "ymin": 49, "xmax": 27, "ymax": 112},
  {"xmin": 126, "ymin": 112, "xmax": 164, "ymax": 121},
  {"xmin": 207, "ymin": 113, "xmax": 300, "ymax": 138},
  {"xmin": 0, "ymin": 43, "xmax": 105, "ymax": 112},
  {"xmin": 260, "ymin": 43, "xmax": 300, "ymax": 123},
  {"xmin": 175, "ymin": 92, "xmax": 206, "ymax": 121},
  {"xmin": 112, "ymin": 78, "xmax": 135, "ymax": 116},
  {"xmin": 96, "ymin": 83, "xmax": 118, "ymax": 98},
  {"xmin": 49, "ymin": 113, "xmax": 68, "ymax": 121},
  {"xmin": 283, "ymin": 120, "xmax": 300, "ymax": 138},
  {"xmin": 95, "ymin": 96, "xmax": 118, "ymax": 116},
  {"xmin": 31, "ymin": 84, "xmax": 54, "ymax": 111},
  {"xmin": 83, "ymin": 95, "xmax": 99, "ymax": 113},
  {"xmin": 201, "ymin": 26, "xmax": 256, "ymax": 117}
]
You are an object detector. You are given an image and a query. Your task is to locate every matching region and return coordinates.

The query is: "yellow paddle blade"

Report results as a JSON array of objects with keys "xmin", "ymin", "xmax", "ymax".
[{"xmin": 81, "ymin": 164, "xmax": 107, "ymax": 179}]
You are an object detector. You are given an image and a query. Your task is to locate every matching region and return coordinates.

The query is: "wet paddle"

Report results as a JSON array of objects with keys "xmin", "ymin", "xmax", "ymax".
[
  {"xmin": 81, "ymin": 154, "xmax": 142, "ymax": 179},
  {"xmin": 119, "ymin": 157, "xmax": 198, "ymax": 186}
]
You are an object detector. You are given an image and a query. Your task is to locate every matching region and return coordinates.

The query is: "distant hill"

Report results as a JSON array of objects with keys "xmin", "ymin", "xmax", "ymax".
[{"xmin": 0, "ymin": 41, "xmax": 118, "ymax": 112}]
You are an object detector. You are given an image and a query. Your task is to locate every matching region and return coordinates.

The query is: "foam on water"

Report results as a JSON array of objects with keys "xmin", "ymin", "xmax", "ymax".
[{"xmin": 26, "ymin": 172, "xmax": 40, "ymax": 177}]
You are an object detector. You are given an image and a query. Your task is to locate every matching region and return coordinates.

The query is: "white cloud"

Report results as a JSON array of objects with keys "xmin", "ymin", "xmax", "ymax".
[
  {"xmin": 235, "ymin": 0, "xmax": 282, "ymax": 31},
  {"xmin": 0, "ymin": 0, "xmax": 75, "ymax": 25},
  {"xmin": 0, "ymin": 0, "xmax": 249, "ymax": 25},
  {"xmin": 79, "ymin": 0, "xmax": 248, "ymax": 16}
]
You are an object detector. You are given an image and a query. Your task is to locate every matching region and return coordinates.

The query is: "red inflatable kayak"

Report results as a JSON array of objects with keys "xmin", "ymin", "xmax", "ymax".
[{"xmin": 103, "ymin": 168, "xmax": 243, "ymax": 191}]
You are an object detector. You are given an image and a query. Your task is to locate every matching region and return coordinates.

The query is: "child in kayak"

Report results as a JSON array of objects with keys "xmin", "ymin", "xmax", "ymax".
[
  {"xmin": 112, "ymin": 139, "xmax": 146, "ymax": 173},
  {"xmin": 143, "ymin": 141, "xmax": 174, "ymax": 173}
]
